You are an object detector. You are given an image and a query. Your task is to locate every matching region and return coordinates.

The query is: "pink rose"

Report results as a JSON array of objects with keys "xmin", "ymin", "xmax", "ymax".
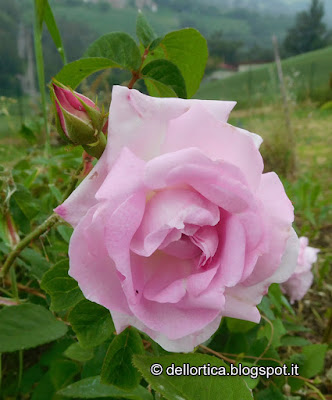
[
  {"xmin": 281, "ymin": 236, "xmax": 319, "ymax": 304},
  {"xmin": 55, "ymin": 86, "xmax": 299, "ymax": 352}
]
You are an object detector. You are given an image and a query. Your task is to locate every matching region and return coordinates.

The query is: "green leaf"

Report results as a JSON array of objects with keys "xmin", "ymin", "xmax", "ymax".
[
  {"xmin": 144, "ymin": 79, "xmax": 177, "ymax": 98},
  {"xmin": 64, "ymin": 342, "xmax": 94, "ymax": 362},
  {"xmin": 280, "ymin": 335, "xmax": 311, "ymax": 347},
  {"xmin": 226, "ymin": 318, "xmax": 257, "ymax": 333},
  {"xmin": 49, "ymin": 359, "xmax": 81, "ymax": 389},
  {"xmin": 41, "ymin": 259, "xmax": 84, "ymax": 312},
  {"xmin": 257, "ymin": 318, "xmax": 286, "ymax": 348},
  {"xmin": 101, "ymin": 327, "xmax": 144, "ymax": 390},
  {"xmin": 55, "ymin": 57, "xmax": 121, "ymax": 89},
  {"xmin": 19, "ymin": 124, "xmax": 37, "ymax": 144},
  {"xmin": 136, "ymin": 11, "xmax": 157, "ymax": 48},
  {"xmin": 256, "ymin": 386, "xmax": 284, "ymax": 400},
  {"xmin": 85, "ymin": 32, "xmax": 141, "ymax": 71},
  {"xmin": 142, "ymin": 59, "xmax": 187, "ymax": 98},
  {"xmin": 58, "ymin": 376, "xmax": 153, "ymax": 399},
  {"xmin": 20, "ymin": 248, "xmax": 49, "ymax": 280},
  {"xmin": 145, "ymin": 28, "xmax": 208, "ymax": 97},
  {"xmin": 301, "ymin": 344, "xmax": 328, "ymax": 378},
  {"xmin": 68, "ymin": 299, "xmax": 114, "ymax": 348},
  {"xmin": 44, "ymin": 0, "xmax": 66, "ymax": 63},
  {"xmin": 0, "ymin": 303, "xmax": 68, "ymax": 352},
  {"xmin": 133, "ymin": 354, "xmax": 253, "ymax": 400},
  {"xmin": 11, "ymin": 184, "xmax": 39, "ymax": 220}
]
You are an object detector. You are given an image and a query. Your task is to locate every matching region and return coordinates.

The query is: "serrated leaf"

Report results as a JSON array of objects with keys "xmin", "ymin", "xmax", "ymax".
[
  {"xmin": 301, "ymin": 344, "xmax": 328, "ymax": 378},
  {"xmin": 85, "ymin": 32, "xmax": 141, "ymax": 71},
  {"xmin": 55, "ymin": 57, "xmax": 121, "ymax": 89},
  {"xmin": 58, "ymin": 376, "xmax": 153, "ymax": 399},
  {"xmin": 136, "ymin": 11, "xmax": 157, "ymax": 48},
  {"xmin": 68, "ymin": 299, "xmax": 114, "ymax": 348},
  {"xmin": 144, "ymin": 28, "xmax": 208, "ymax": 97},
  {"xmin": 133, "ymin": 354, "xmax": 253, "ymax": 400},
  {"xmin": 0, "ymin": 304, "xmax": 67, "ymax": 352},
  {"xmin": 142, "ymin": 59, "xmax": 187, "ymax": 98},
  {"xmin": 101, "ymin": 327, "xmax": 144, "ymax": 390},
  {"xmin": 64, "ymin": 342, "xmax": 94, "ymax": 362},
  {"xmin": 41, "ymin": 259, "xmax": 84, "ymax": 312}
]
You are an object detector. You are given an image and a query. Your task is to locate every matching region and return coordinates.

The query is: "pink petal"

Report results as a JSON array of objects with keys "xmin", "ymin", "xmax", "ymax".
[
  {"xmin": 130, "ymin": 187, "xmax": 220, "ymax": 257},
  {"xmin": 161, "ymin": 104, "xmax": 263, "ymax": 190},
  {"xmin": 106, "ymin": 86, "xmax": 236, "ymax": 163},
  {"xmin": 223, "ymin": 228, "xmax": 299, "ymax": 322},
  {"xmin": 68, "ymin": 203, "xmax": 131, "ymax": 314}
]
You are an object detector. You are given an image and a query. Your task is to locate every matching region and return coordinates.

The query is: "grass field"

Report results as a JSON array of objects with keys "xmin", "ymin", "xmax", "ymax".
[{"xmin": 197, "ymin": 46, "xmax": 332, "ymax": 107}]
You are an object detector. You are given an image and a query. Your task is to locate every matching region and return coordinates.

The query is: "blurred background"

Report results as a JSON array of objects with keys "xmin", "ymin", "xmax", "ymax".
[{"xmin": 0, "ymin": 1, "xmax": 331, "ymax": 398}]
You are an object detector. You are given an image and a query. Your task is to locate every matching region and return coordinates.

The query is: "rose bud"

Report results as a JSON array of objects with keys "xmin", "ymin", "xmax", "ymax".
[
  {"xmin": 51, "ymin": 80, "xmax": 107, "ymax": 158},
  {"xmin": 281, "ymin": 236, "xmax": 319, "ymax": 303}
]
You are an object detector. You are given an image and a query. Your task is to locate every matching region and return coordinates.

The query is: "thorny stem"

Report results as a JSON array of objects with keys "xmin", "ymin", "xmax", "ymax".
[{"xmin": 0, "ymin": 164, "xmax": 83, "ymax": 279}]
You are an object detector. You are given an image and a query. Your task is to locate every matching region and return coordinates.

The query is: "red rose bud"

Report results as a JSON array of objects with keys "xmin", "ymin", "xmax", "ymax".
[{"xmin": 51, "ymin": 80, "xmax": 107, "ymax": 158}]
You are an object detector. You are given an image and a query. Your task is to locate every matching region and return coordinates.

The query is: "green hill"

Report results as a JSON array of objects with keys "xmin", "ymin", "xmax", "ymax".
[{"xmin": 196, "ymin": 46, "xmax": 332, "ymax": 107}]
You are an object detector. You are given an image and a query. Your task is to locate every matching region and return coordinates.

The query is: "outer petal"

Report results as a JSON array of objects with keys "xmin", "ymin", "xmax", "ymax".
[
  {"xmin": 107, "ymin": 86, "xmax": 236, "ymax": 163},
  {"xmin": 244, "ymin": 172, "xmax": 294, "ymax": 285},
  {"xmin": 223, "ymin": 227, "xmax": 299, "ymax": 323},
  {"xmin": 68, "ymin": 203, "xmax": 131, "ymax": 314},
  {"xmin": 111, "ymin": 311, "xmax": 222, "ymax": 353}
]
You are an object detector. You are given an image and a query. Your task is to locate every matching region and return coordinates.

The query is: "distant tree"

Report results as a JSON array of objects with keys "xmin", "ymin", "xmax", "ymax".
[
  {"xmin": 283, "ymin": 0, "xmax": 328, "ymax": 56},
  {"xmin": 208, "ymin": 30, "xmax": 242, "ymax": 66}
]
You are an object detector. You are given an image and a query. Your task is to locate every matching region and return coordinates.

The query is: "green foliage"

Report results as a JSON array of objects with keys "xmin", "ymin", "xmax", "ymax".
[
  {"xmin": 142, "ymin": 59, "xmax": 187, "ymax": 98},
  {"xmin": 136, "ymin": 10, "xmax": 158, "ymax": 48},
  {"xmin": 85, "ymin": 32, "xmax": 141, "ymax": 70},
  {"xmin": 145, "ymin": 28, "xmax": 208, "ymax": 97},
  {"xmin": 68, "ymin": 299, "xmax": 114, "ymax": 348},
  {"xmin": 64, "ymin": 342, "xmax": 94, "ymax": 362},
  {"xmin": 301, "ymin": 344, "xmax": 328, "ymax": 378},
  {"xmin": 58, "ymin": 376, "xmax": 153, "ymax": 399},
  {"xmin": 55, "ymin": 57, "xmax": 121, "ymax": 88},
  {"xmin": 101, "ymin": 327, "xmax": 144, "ymax": 389},
  {"xmin": 133, "ymin": 353, "xmax": 253, "ymax": 400},
  {"xmin": 0, "ymin": 304, "xmax": 68, "ymax": 352},
  {"xmin": 41, "ymin": 258, "xmax": 84, "ymax": 311}
]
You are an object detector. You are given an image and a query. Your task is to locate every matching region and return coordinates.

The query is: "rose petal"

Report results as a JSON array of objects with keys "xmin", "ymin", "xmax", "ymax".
[{"xmin": 223, "ymin": 227, "xmax": 299, "ymax": 323}]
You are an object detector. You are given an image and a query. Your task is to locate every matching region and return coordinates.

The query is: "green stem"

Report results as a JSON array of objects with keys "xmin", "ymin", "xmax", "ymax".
[
  {"xmin": 305, "ymin": 381, "xmax": 326, "ymax": 400},
  {"xmin": 10, "ymin": 267, "xmax": 19, "ymax": 301},
  {"xmin": 33, "ymin": 0, "xmax": 50, "ymax": 156},
  {"xmin": 1, "ymin": 214, "xmax": 60, "ymax": 279}
]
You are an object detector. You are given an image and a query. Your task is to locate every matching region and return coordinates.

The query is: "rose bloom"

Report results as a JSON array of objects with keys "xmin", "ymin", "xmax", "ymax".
[
  {"xmin": 281, "ymin": 236, "xmax": 319, "ymax": 304},
  {"xmin": 55, "ymin": 86, "xmax": 299, "ymax": 352}
]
